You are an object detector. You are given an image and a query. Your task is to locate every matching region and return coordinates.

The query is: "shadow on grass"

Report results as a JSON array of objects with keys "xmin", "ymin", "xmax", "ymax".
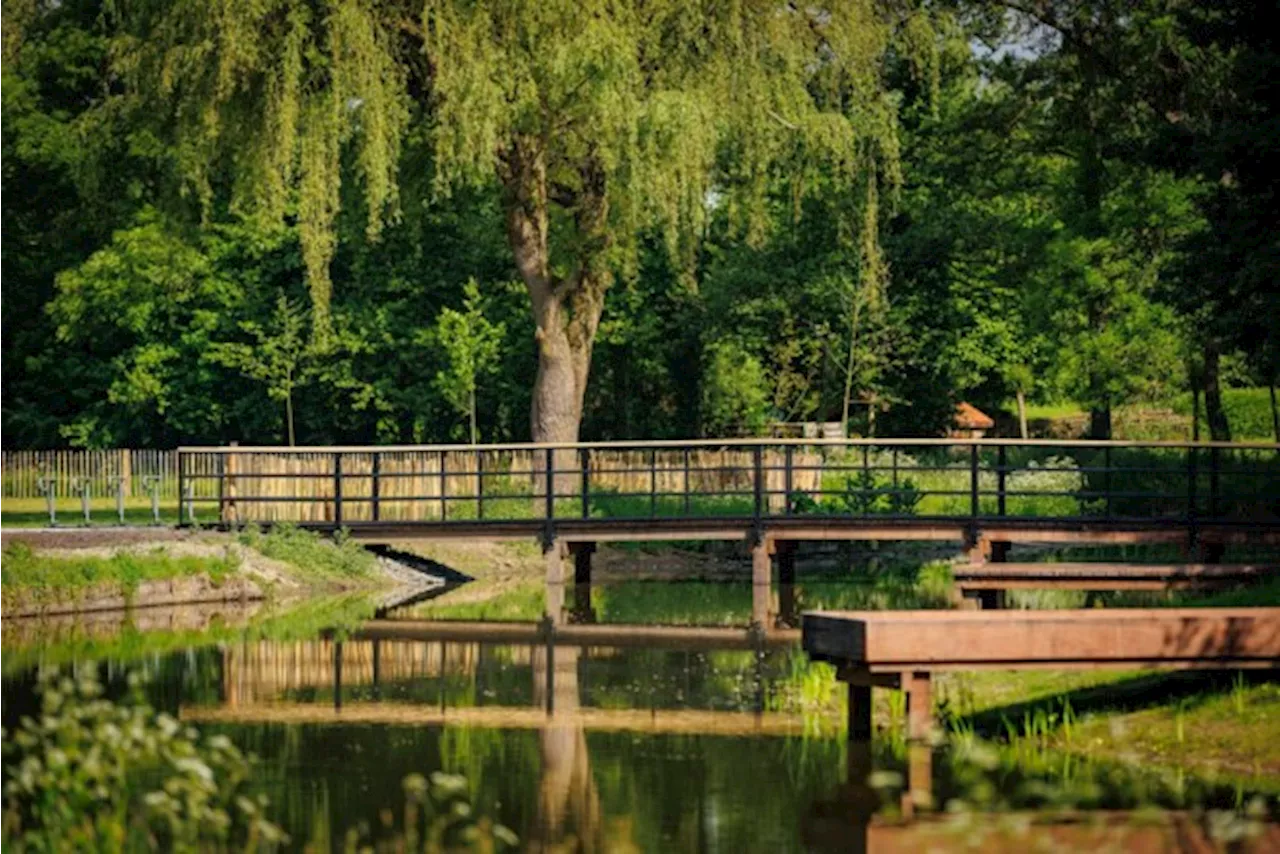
[{"xmin": 955, "ymin": 668, "xmax": 1280, "ymax": 740}]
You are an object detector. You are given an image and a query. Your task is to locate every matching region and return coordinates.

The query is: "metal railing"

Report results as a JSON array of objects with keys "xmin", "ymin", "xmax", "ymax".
[{"xmin": 174, "ymin": 438, "xmax": 1280, "ymax": 536}]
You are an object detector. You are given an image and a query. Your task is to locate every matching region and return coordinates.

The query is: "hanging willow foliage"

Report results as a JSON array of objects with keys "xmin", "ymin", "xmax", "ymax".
[{"xmin": 110, "ymin": 0, "xmax": 928, "ymax": 374}]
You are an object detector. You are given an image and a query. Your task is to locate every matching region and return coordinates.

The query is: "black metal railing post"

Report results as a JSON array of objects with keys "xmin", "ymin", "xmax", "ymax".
[
  {"xmin": 476, "ymin": 450, "xmax": 485, "ymax": 520},
  {"xmin": 753, "ymin": 445, "xmax": 764, "ymax": 526},
  {"xmin": 544, "ymin": 447, "xmax": 556, "ymax": 546},
  {"xmin": 1187, "ymin": 444, "xmax": 1198, "ymax": 528},
  {"xmin": 333, "ymin": 452, "xmax": 343, "ymax": 528},
  {"xmin": 439, "ymin": 450, "xmax": 447, "ymax": 521},
  {"xmin": 997, "ymin": 444, "xmax": 1007, "ymax": 518},
  {"xmin": 650, "ymin": 449, "xmax": 658, "ymax": 518},
  {"xmin": 177, "ymin": 452, "xmax": 187, "ymax": 526},
  {"xmin": 371, "ymin": 451, "xmax": 381, "ymax": 522},
  {"xmin": 580, "ymin": 448, "xmax": 590, "ymax": 519},
  {"xmin": 683, "ymin": 448, "xmax": 691, "ymax": 516},
  {"xmin": 784, "ymin": 445, "xmax": 794, "ymax": 515},
  {"xmin": 970, "ymin": 443, "xmax": 980, "ymax": 520},
  {"xmin": 1104, "ymin": 445, "xmax": 1113, "ymax": 519},
  {"xmin": 1209, "ymin": 445, "xmax": 1221, "ymax": 519}
]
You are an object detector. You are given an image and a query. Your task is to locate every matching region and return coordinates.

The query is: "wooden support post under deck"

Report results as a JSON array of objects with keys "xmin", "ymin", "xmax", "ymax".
[
  {"xmin": 847, "ymin": 682, "xmax": 872, "ymax": 741},
  {"xmin": 904, "ymin": 670, "xmax": 932, "ymax": 741},
  {"xmin": 751, "ymin": 538, "xmax": 775, "ymax": 628},
  {"xmin": 904, "ymin": 743, "xmax": 933, "ymax": 816},
  {"xmin": 978, "ymin": 539, "xmax": 1009, "ymax": 610}
]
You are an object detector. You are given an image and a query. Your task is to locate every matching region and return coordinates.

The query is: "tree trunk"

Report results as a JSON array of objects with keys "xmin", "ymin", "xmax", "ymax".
[
  {"xmin": 1089, "ymin": 400, "xmax": 1111, "ymax": 440},
  {"xmin": 530, "ymin": 296, "xmax": 595, "ymax": 444},
  {"xmin": 1016, "ymin": 389, "xmax": 1028, "ymax": 440},
  {"xmin": 285, "ymin": 392, "xmax": 296, "ymax": 447},
  {"xmin": 1203, "ymin": 342, "xmax": 1231, "ymax": 442},
  {"xmin": 500, "ymin": 137, "xmax": 610, "ymax": 505},
  {"xmin": 841, "ymin": 296, "xmax": 863, "ymax": 434},
  {"xmin": 469, "ymin": 385, "xmax": 478, "ymax": 446},
  {"xmin": 501, "ymin": 137, "xmax": 610, "ymax": 447}
]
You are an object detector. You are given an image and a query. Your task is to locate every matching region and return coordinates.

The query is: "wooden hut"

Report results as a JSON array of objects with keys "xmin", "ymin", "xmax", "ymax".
[{"xmin": 950, "ymin": 402, "xmax": 995, "ymax": 439}]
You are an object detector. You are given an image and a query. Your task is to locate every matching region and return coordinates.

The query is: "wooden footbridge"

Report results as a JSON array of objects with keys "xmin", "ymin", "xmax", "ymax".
[{"xmin": 180, "ymin": 438, "xmax": 1280, "ymax": 623}]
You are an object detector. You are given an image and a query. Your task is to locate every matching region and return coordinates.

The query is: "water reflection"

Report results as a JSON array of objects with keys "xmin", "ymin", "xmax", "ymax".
[{"xmin": 5, "ymin": 599, "xmax": 1279, "ymax": 850}]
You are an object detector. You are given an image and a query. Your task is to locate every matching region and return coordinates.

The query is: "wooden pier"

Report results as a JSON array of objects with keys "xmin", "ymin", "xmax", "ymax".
[{"xmin": 802, "ymin": 607, "xmax": 1280, "ymax": 741}]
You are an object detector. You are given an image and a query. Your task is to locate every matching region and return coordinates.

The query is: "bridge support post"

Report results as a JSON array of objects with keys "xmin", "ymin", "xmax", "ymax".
[
  {"xmin": 903, "ymin": 743, "xmax": 934, "ymax": 816},
  {"xmin": 904, "ymin": 670, "xmax": 932, "ymax": 742},
  {"xmin": 847, "ymin": 682, "xmax": 872, "ymax": 741},
  {"xmin": 569, "ymin": 542, "xmax": 596, "ymax": 623},
  {"xmin": 751, "ymin": 537, "xmax": 775, "ymax": 628},
  {"xmin": 977, "ymin": 540, "xmax": 1009, "ymax": 610}
]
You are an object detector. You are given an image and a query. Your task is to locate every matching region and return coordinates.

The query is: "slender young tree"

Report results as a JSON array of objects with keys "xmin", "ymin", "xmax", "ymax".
[
  {"xmin": 434, "ymin": 279, "xmax": 505, "ymax": 445},
  {"xmin": 209, "ymin": 293, "xmax": 312, "ymax": 445},
  {"xmin": 111, "ymin": 0, "xmax": 905, "ymax": 442}
]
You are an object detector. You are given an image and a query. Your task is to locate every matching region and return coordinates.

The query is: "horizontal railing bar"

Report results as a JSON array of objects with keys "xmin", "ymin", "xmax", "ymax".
[{"xmin": 178, "ymin": 438, "xmax": 1280, "ymax": 454}]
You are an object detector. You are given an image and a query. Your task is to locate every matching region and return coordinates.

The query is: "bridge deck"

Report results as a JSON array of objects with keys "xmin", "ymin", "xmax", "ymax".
[{"xmin": 317, "ymin": 516, "xmax": 1280, "ymax": 546}]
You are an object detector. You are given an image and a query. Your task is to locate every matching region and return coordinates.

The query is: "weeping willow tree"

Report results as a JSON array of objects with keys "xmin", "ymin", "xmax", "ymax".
[{"xmin": 112, "ymin": 0, "xmax": 905, "ymax": 443}]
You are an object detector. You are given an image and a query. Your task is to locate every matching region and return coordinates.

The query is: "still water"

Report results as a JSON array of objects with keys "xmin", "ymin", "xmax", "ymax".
[{"xmin": 4, "ymin": 578, "xmax": 1278, "ymax": 852}]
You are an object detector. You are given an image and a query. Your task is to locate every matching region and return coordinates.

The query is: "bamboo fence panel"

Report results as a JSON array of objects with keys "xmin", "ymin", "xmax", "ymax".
[
  {"xmin": 4, "ymin": 446, "xmax": 824, "ymax": 519},
  {"xmin": 218, "ymin": 448, "xmax": 822, "ymax": 521},
  {"xmin": 1, "ymin": 449, "xmax": 186, "ymax": 500}
]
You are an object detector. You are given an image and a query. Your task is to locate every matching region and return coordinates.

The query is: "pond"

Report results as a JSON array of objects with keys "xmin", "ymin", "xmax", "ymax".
[{"xmin": 4, "ymin": 575, "xmax": 1278, "ymax": 852}]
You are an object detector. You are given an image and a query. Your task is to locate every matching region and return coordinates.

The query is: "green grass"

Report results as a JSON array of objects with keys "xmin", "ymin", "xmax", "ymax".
[
  {"xmin": 1, "ymin": 541, "xmax": 238, "ymax": 610},
  {"xmin": 236, "ymin": 522, "xmax": 378, "ymax": 583},
  {"xmin": 1049, "ymin": 681, "xmax": 1280, "ymax": 790},
  {"xmin": 0, "ymin": 496, "xmax": 181, "ymax": 527},
  {"xmin": 1021, "ymin": 402, "xmax": 1089, "ymax": 420},
  {"xmin": 1171, "ymin": 387, "xmax": 1279, "ymax": 441}
]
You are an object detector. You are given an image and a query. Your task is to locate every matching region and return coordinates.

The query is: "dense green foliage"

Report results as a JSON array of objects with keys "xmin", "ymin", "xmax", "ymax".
[{"xmin": 2, "ymin": 1, "xmax": 1276, "ymax": 446}]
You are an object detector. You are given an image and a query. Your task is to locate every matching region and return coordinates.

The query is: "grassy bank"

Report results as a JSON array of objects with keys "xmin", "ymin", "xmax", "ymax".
[
  {"xmin": 1, "ymin": 524, "xmax": 384, "ymax": 615},
  {"xmin": 1, "ymin": 541, "xmax": 238, "ymax": 611}
]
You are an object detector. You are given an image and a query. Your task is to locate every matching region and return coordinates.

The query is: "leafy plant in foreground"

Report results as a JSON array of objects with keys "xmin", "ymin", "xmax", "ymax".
[{"xmin": 2, "ymin": 672, "xmax": 285, "ymax": 853}]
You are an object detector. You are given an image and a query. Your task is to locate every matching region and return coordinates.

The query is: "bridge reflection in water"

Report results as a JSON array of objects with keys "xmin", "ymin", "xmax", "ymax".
[
  {"xmin": 189, "ymin": 622, "xmax": 810, "ymax": 852},
  {"xmin": 177, "ymin": 619, "xmax": 1280, "ymax": 853}
]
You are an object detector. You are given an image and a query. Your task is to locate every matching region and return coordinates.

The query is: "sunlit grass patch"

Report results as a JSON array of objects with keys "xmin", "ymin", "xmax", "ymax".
[{"xmin": 1, "ymin": 541, "xmax": 238, "ymax": 610}]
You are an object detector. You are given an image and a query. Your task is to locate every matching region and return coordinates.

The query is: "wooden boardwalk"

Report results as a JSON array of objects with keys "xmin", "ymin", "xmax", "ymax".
[{"xmin": 802, "ymin": 608, "xmax": 1280, "ymax": 741}]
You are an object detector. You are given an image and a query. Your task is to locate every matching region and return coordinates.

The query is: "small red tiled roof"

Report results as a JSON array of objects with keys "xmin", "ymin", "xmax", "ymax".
[{"xmin": 954, "ymin": 402, "xmax": 995, "ymax": 430}]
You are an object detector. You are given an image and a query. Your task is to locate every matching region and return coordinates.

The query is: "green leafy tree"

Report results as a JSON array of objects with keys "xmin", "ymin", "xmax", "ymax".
[
  {"xmin": 701, "ymin": 340, "xmax": 770, "ymax": 438},
  {"xmin": 209, "ymin": 293, "xmax": 312, "ymax": 446},
  {"xmin": 432, "ymin": 280, "xmax": 506, "ymax": 445},
  {"xmin": 111, "ymin": 0, "xmax": 906, "ymax": 443}
]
